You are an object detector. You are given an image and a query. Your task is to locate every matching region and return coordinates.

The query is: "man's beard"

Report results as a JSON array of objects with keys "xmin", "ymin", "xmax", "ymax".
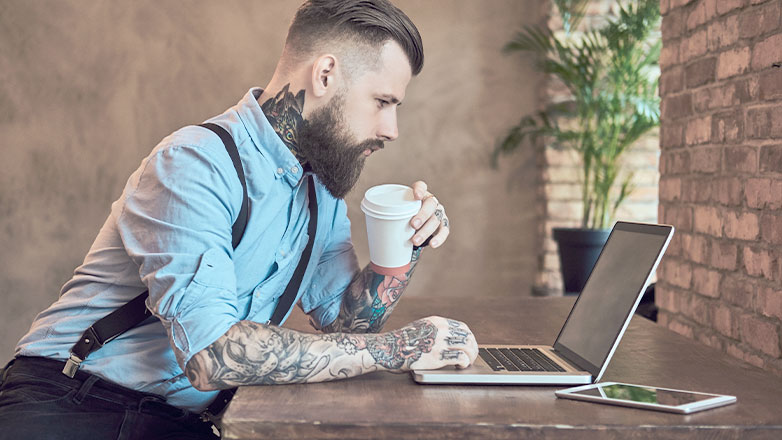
[{"xmin": 298, "ymin": 94, "xmax": 383, "ymax": 199}]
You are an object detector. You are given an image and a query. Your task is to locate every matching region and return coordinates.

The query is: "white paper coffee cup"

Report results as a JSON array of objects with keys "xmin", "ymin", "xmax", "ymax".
[{"xmin": 361, "ymin": 184, "xmax": 422, "ymax": 276}]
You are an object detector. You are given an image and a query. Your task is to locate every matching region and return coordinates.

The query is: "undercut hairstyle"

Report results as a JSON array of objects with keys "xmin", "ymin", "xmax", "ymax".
[{"xmin": 284, "ymin": 0, "xmax": 424, "ymax": 76}]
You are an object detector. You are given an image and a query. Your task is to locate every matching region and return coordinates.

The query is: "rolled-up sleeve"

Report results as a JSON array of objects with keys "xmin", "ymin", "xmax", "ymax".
[
  {"xmin": 116, "ymin": 143, "xmax": 242, "ymax": 370},
  {"xmin": 300, "ymin": 198, "xmax": 359, "ymax": 328}
]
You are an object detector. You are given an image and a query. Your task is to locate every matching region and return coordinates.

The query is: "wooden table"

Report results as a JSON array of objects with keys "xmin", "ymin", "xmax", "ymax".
[{"xmin": 221, "ymin": 296, "xmax": 782, "ymax": 439}]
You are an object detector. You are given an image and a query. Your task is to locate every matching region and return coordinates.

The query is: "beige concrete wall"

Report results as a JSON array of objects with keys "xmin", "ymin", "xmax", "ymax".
[{"xmin": 0, "ymin": 0, "xmax": 544, "ymax": 360}]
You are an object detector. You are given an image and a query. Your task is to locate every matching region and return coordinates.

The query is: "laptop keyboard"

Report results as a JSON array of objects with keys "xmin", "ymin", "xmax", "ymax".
[{"xmin": 479, "ymin": 347, "xmax": 566, "ymax": 372}]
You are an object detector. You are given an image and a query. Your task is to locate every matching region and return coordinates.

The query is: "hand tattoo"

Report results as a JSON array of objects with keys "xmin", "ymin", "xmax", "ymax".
[
  {"xmin": 260, "ymin": 84, "xmax": 306, "ymax": 164},
  {"xmin": 445, "ymin": 319, "xmax": 469, "ymax": 346},
  {"xmin": 440, "ymin": 350, "xmax": 462, "ymax": 361}
]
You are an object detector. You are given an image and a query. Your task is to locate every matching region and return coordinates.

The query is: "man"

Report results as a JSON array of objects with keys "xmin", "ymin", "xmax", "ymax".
[{"xmin": 0, "ymin": 1, "xmax": 478, "ymax": 438}]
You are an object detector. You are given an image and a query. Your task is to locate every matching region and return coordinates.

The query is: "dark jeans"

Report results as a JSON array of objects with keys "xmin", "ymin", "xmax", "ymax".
[{"xmin": 0, "ymin": 357, "xmax": 219, "ymax": 440}]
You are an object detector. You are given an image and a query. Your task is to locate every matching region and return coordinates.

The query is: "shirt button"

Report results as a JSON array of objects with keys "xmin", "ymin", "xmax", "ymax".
[
  {"xmin": 276, "ymin": 167, "xmax": 284, "ymax": 175},
  {"xmin": 280, "ymin": 250, "xmax": 287, "ymax": 257},
  {"xmin": 291, "ymin": 166, "xmax": 299, "ymax": 174}
]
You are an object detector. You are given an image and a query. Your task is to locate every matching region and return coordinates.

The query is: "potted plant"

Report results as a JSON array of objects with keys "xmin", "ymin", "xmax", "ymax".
[{"xmin": 493, "ymin": 0, "xmax": 661, "ymax": 294}]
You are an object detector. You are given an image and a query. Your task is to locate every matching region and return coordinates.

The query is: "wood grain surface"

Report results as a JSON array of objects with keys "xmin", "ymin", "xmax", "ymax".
[{"xmin": 221, "ymin": 296, "xmax": 782, "ymax": 439}]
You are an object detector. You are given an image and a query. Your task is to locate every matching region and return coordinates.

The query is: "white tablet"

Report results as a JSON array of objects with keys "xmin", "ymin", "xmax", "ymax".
[{"xmin": 555, "ymin": 382, "xmax": 736, "ymax": 414}]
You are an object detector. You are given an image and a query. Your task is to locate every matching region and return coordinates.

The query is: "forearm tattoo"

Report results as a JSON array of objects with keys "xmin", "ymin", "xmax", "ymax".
[
  {"xmin": 260, "ymin": 84, "xmax": 307, "ymax": 164},
  {"xmin": 319, "ymin": 248, "xmax": 423, "ymax": 334},
  {"xmin": 185, "ymin": 319, "xmax": 438, "ymax": 389}
]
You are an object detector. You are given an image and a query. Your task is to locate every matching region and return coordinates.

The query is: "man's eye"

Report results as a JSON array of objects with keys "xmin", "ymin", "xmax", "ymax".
[{"xmin": 377, "ymin": 99, "xmax": 389, "ymax": 108}]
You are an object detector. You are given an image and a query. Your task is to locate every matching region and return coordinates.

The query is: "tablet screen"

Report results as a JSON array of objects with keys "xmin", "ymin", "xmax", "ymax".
[{"xmin": 573, "ymin": 383, "xmax": 715, "ymax": 405}]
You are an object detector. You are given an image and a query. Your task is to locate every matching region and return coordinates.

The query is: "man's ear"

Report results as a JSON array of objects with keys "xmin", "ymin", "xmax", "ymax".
[{"xmin": 310, "ymin": 54, "xmax": 337, "ymax": 98}]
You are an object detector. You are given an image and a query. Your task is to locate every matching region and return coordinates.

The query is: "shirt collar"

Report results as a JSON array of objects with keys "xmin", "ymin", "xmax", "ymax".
[{"xmin": 235, "ymin": 87, "xmax": 304, "ymax": 187}]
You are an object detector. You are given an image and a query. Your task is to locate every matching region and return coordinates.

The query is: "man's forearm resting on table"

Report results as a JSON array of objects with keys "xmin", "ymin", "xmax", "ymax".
[
  {"xmin": 184, "ymin": 318, "xmax": 437, "ymax": 391},
  {"xmin": 318, "ymin": 247, "xmax": 423, "ymax": 334}
]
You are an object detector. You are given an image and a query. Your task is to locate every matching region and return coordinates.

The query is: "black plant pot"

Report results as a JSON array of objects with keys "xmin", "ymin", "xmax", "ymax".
[{"xmin": 552, "ymin": 227, "xmax": 610, "ymax": 295}]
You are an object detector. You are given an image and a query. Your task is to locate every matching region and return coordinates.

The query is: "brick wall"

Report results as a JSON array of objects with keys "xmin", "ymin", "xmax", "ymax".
[
  {"xmin": 657, "ymin": 0, "xmax": 782, "ymax": 376},
  {"xmin": 534, "ymin": 1, "xmax": 660, "ymax": 295}
]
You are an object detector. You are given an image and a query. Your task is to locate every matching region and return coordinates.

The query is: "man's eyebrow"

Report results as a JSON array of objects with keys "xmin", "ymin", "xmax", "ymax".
[{"xmin": 378, "ymin": 94, "xmax": 402, "ymax": 106}]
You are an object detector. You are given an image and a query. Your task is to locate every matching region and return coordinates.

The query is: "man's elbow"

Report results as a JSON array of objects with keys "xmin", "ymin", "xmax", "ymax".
[{"xmin": 185, "ymin": 351, "xmax": 219, "ymax": 392}]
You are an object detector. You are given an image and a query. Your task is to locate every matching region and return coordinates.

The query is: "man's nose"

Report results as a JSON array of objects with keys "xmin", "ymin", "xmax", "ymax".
[{"xmin": 377, "ymin": 110, "xmax": 399, "ymax": 141}]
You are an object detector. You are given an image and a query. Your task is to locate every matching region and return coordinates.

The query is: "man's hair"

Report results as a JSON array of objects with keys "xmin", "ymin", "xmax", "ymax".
[{"xmin": 285, "ymin": 0, "xmax": 424, "ymax": 76}]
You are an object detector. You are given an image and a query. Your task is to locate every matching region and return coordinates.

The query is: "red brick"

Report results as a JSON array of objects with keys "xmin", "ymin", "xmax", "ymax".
[
  {"xmin": 747, "ymin": 106, "xmax": 782, "ymax": 139},
  {"xmin": 683, "ymin": 28, "xmax": 709, "ymax": 61},
  {"xmin": 711, "ymin": 241, "xmax": 738, "ymax": 270},
  {"xmin": 686, "ymin": 57, "xmax": 717, "ymax": 88},
  {"xmin": 686, "ymin": 118, "xmax": 713, "ymax": 146},
  {"xmin": 666, "ymin": 205, "xmax": 693, "ymax": 231},
  {"xmin": 740, "ymin": 314, "xmax": 781, "ymax": 357},
  {"xmin": 708, "ymin": 15, "xmax": 740, "ymax": 49},
  {"xmin": 745, "ymin": 178, "xmax": 782, "ymax": 209},
  {"xmin": 671, "ymin": 0, "xmax": 696, "ymax": 8},
  {"xmin": 759, "ymin": 70, "xmax": 782, "ymax": 101},
  {"xmin": 713, "ymin": 304, "xmax": 739, "ymax": 338},
  {"xmin": 660, "ymin": 67, "xmax": 684, "ymax": 95},
  {"xmin": 739, "ymin": 1, "xmax": 781, "ymax": 39},
  {"xmin": 662, "ymin": 259, "xmax": 692, "ymax": 289},
  {"xmin": 655, "ymin": 285, "xmax": 679, "ymax": 313},
  {"xmin": 686, "ymin": 0, "xmax": 707, "ymax": 30},
  {"xmin": 662, "ymin": 8, "xmax": 685, "ymax": 41},
  {"xmin": 661, "ymin": 93, "xmax": 693, "ymax": 120},
  {"xmin": 717, "ymin": 0, "xmax": 748, "ymax": 15},
  {"xmin": 696, "ymin": 331, "xmax": 725, "ymax": 351},
  {"xmin": 681, "ymin": 294, "xmax": 712, "ymax": 326},
  {"xmin": 743, "ymin": 246, "xmax": 777, "ymax": 280},
  {"xmin": 721, "ymin": 274, "xmax": 755, "ymax": 308},
  {"xmin": 726, "ymin": 342, "xmax": 766, "ymax": 368},
  {"xmin": 668, "ymin": 317, "xmax": 696, "ymax": 339},
  {"xmin": 760, "ymin": 213, "xmax": 782, "ymax": 245},
  {"xmin": 660, "ymin": 122, "xmax": 685, "ymax": 149},
  {"xmin": 712, "ymin": 111, "xmax": 744, "ymax": 143},
  {"xmin": 723, "ymin": 146, "xmax": 757, "ymax": 173},
  {"xmin": 694, "ymin": 205, "xmax": 722, "ymax": 236},
  {"xmin": 682, "ymin": 233, "xmax": 710, "ymax": 264},
  {"xmin": 693, "ymin": 80, "xmax": 752, "ymax": 112},
  {"xmin": 752, "ymin": 34, "xmax": 782, "ymax": 71},
  {"xmin": 660, "ymin": 43, "xmax": 680, "ymax": 70},
  {"xmin": 659, "ymin": 177, "xmax": 682, "ymax": 201},
  {"xmin": 661, "ymin": 0, "xmax": 671, "ymax": 15},
  {"xmin": 757, "ymin": 286, "xmax": 782, "ymax": 320},
  {"xmin": 661, "ymin": 150, "xmax": 690, "ymax": 174},
  {"xmin": 693, "ymin": 266, "xmax": 722, "ymax": 298},
  {"xmin": 682, "ymin": 177, "xmax": 713, "ymax": 203},
  {"xmin": 713, "ymin": 177, "xmax": 744, "ymax": 206},
  {"xmin": 717, "ymin": 47, "xmax": 751, "ymax": 79},
  {"xmin": 664, "ymin": 230, "xmax": 684, "ymax": 257},
  {"xmin": 724, "ymin": 211, "xmax": 760, "ymax": 240},
  {"xmin": 759, "ymin": 145, "xmax": 782, "ymax": 173}
]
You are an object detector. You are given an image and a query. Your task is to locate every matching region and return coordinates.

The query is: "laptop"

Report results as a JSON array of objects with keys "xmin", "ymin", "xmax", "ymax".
[{"xmin": 412, "ymin": 221, "xmax": 674, "ymax": 385}]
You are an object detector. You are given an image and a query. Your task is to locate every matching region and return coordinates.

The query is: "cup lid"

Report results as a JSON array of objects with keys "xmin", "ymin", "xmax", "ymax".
[{"xmin": 361, "ymin": 184, "xmax": 421, "ymax": 219}]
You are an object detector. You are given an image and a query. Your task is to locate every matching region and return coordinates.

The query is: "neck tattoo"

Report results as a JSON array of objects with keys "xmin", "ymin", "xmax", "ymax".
[{"xmin": 260, "ymin": 84, "xmax": 307, "ymax": 165}]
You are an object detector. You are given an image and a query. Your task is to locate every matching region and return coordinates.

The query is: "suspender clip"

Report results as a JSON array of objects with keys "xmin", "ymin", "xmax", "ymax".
[{"xmin": 62, "ymin": 353, "xmax": 84, "ymax": 378}]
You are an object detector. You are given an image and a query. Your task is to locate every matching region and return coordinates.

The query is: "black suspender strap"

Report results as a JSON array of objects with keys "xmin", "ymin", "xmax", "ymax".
[
  {"xmin": 63, "ymin": 123, "xmax": 251, "ymax": 378},
  {"xmin": 201, "ymin": 123, "xmax": 249, "ymax": 249}
]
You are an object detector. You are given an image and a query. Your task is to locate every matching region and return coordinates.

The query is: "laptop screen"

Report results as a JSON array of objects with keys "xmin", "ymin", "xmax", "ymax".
[{"xmin": 553, "ymin": 222, "xmax": 672, "ymax": 378}]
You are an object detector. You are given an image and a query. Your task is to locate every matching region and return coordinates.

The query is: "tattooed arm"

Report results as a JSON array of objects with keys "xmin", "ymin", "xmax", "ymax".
[
  {"xmin": 317, "ymin": 180, "xmax": 451, "ymax": 334},
  {"xmin": 317, "ymin": 247, "xmax": 422, "ymax": 334},
  {"xmin": 185, "ymin": 316, "xmax": 477, "ymax": 391}
]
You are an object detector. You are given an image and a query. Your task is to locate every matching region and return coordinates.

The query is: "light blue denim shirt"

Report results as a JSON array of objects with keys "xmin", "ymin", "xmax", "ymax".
[{"xmin": 16, "ymin": 88, "xmax": 359, "ymax": 412}]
